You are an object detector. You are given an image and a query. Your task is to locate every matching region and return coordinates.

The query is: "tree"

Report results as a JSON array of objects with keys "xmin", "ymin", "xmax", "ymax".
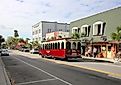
[
  {"xmin": 30, "ymin": 41, "xmax": 40, "ymax": 49},
  {"xmin": 0, "ymin": 35, "xmax": 5, "ymax": 48},
  {"xmin": 6, "ymin": 36, "xmax": 20, "ymax": 49},
  {"xmin": 18, "ymin": 38, "xmax": 25, "ymax": 42},
  {"xmin": 14, "ymin": 30, "xmax": 19, "ymax": 37},
  {"xmin": 111, "ymin": 26, "xmax": 121, "ymax": 41},
  {"xmin": 25, "ymin": 38, "xmax": 30, "ymax": 43},
  {"xmin": 71, "ymin": 32, "xmax": 80, "ymax": 39}
]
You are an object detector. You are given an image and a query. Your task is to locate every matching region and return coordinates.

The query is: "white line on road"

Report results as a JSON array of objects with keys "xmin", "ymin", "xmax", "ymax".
[
  {"xmin": 16, "ymin": 78, "xmax": 57, "ymax": 85},
  {"xmin": 14, "ymin": 57, "xmax": 72, "ymax": 85}
]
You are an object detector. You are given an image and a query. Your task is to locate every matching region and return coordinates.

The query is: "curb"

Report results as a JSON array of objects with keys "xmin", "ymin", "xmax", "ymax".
[{"xmin": 0, "ymin": 57, "xmax": 11, "ymax": 85}]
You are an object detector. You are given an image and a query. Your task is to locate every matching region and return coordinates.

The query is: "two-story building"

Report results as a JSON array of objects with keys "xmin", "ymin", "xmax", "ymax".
[
  {"xmin": 70, "ymin": 7, "xmax": 121, "ymax": 59},
  {"xmin": 32, "ymin": 21, "xmax": 70, "ymax": 43}
]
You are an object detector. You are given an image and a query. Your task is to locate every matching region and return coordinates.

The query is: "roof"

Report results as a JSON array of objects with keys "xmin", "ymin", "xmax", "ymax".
[
  {"xmin": 71, "ymin": 6, "xmax": 121, "ymax": 23},
  {"xmin": 41, "ymin": 38, "xmax": 81, "ymax": 44}
]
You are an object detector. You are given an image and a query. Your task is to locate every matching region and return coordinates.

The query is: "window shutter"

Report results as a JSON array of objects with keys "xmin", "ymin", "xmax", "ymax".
[
  {"xmin": 102, "ymin": 22, "xmax": 106, "ymax": 35},
  {"xmin": 88, "ymin": 26, "xmax": 91, "ymax": 36},
  {"xmin": 93, "ymin": 25, "xmax": 95, "ymax": 35}
]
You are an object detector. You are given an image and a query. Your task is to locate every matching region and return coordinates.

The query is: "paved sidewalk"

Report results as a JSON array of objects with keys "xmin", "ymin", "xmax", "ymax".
[
  {"xmin": 0, "ymin": 56, "xmax": 11, "ymax": 85},
  {"xmin": 81, "ymin": 55, "xmax": 121, "ymax": 63},
  {"xmin": 12, "ymin": 50, "xmax": 121, "ymax": 80}
]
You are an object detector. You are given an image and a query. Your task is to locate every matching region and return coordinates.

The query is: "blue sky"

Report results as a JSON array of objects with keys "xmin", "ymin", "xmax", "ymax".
[{"xmin": 0, "ymin": 0, "xmax": 121, "ymax": 39}]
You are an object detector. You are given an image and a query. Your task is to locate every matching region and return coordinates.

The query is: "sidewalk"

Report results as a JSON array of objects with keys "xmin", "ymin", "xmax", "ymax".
[
  {"xmin": 12, "ymin": 50, "xmax": 121, "ymax": 79},
  {"xmin": 0, "ymin": 56, "xmax": 11, "ymax": 85},
  {"xmin": 81, "ymin": 55, "xmax": 121, "ymax": 63}
]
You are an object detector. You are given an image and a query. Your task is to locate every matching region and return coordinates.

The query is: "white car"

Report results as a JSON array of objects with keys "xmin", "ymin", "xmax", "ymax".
[
  {"xmin": 1, "ymin": 49, "xmax": 9, "ymax": 56},
  {"xmin": 30, "ymin": 49, "xmax": 39, "ymax": 54}
]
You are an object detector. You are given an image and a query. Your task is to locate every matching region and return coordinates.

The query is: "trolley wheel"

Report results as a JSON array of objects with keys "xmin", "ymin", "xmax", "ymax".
[
  {"xmin": 63, "ymin": 57, "xmax": 68, "ymax": 61},
  {"xmin": 42, "ymin": 55, "xmax": 45, "ymax": 58},
  {"xmin": 53, "ymin": 57, "xmax": 57, "ymax": 60}
]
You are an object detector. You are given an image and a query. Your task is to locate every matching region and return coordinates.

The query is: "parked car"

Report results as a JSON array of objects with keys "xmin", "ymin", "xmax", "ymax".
[
  {"xmin": 1, "ymin": 49, "xmax": 9, "ymax": 56},
  {"xmin": 30, "ymin": 49, "xmax": 39, "ymax": 54},
  {"xmin": 23, "ymin": 48, "xmax": 30, "ymax": 52},
  {"xmin": 20, "ymin": 47, "xmax": 30, "ymax": 52}
]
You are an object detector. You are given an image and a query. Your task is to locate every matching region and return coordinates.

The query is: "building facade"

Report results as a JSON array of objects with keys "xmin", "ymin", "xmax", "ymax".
[
  {"xmin": 70, "ymin": 7, "xmax": 121, "ymax": 59},
  {"xmin": 70, "ymin": 7, "xmax": 121, "ymax": 42},
  {"xmin": 46, "ymin": 31, "xmax": 69, "ymax": 40},
  {"xmin": 32, "ymin": 21, "xmax": 70, "ymax": 43}
]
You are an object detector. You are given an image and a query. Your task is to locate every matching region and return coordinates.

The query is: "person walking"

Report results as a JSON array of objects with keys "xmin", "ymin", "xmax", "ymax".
[
  {"xmin": 93, "ymin": 47, "xmax": 97, "ymax": 58},
  {"xmin": 88, "ymin": 46, "xmax": 92, "ymax": 57}
]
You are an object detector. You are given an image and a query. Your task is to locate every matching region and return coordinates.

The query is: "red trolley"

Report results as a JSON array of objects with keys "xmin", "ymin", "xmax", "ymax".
[{"xmin": 39, "ymin": 38, "xmax": 81, "ymax": 60}]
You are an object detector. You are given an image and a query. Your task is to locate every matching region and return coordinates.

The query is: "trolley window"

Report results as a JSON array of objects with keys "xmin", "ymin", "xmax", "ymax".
[
  {"xmin": 49, "ymin": 44, "xmax": 51, "ymax": 49},
  {"xmin": 43, "ymin": 44, "xmax": 44, "ymax": 49},
  {"xmin": 53, "ymin": 43, "xmax": 55, "ymax": 49},
  {"xmin": 47, "ymin": 44, "xmax": 48, "ymax": 49},
  {"xmin": 58, "ymin": 42, "xmax": 60, "ymax": 49},
  {"xmin": 51, "ymin": 43, "xmax": 52, "ymax": 49},
  {"xmin": 55, "ymin": 43, "xmax": 57, "ymax": 49},
  {"xmin": 72, "ymin": 42, "xmax": 76, "ymax": 49},
  {"xmin": 61, "ymin": 42, "xmax": 64, "ymax": 49},
  {"xmin": 45, "ymin": 44, "xmax": 47, "ymax": 49},
  {"xmin": 77, "ymin": 42, "xmax": 81, "ymax": 50},
  {"xmin": 66, "ymin": 42, "xmax": 71, "ymax": 49}
]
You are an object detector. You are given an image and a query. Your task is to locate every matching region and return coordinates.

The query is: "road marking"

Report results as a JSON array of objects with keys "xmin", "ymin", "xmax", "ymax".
[
  {"xmin": 12, "ymin": 51, "xmax": 121, "ymax": 79},
  {"xmin": 14, "ymin": 57, "xmax": 72, "ymax": 85},
  {"xmin": 67, "ymin": 64, "xmax": 121, "ymax": 78},
  {"xmin": 16, "ymin": 78, "xmax": 57, "ymax": 85},
  {"xmin": 37, "ymin": 57, "xmax": 121, "ymax": 78}
]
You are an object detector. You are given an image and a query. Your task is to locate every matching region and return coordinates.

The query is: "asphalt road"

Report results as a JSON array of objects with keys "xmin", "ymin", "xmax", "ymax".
[{"xmin": 1, "ymin": 53, "xmax": 121, "ymax": 85}]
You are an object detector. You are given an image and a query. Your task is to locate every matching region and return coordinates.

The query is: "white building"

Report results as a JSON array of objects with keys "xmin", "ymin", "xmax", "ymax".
[
  {"xmin": 32, "ymin": 21, "xmax": 70, "ymax": 43},
  {"xmin": 46, "ymin": 31, "xmax": 69, "ymax": 40}
]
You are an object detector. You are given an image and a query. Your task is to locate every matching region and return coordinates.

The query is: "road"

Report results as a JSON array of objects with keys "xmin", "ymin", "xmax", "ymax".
[{"xmin": 1, "ymin": 52, "xmax": 121, "ymax": 85}]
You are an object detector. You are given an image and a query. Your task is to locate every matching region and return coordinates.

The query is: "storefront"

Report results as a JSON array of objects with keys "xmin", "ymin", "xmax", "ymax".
[{"xmin": 84, "ymin": 41, "xmax": 118, "ymax": 59}]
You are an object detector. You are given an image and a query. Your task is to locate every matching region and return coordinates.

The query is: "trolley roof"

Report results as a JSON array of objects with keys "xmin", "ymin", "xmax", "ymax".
[{"xmin": 41, "ymin": 38, "xmax": 81, "ymax": 44}]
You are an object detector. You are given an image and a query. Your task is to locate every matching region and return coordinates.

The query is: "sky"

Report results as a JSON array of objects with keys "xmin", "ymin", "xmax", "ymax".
[{"xmin": 0, "ymin": 0, "xmax": 121, "ymax": 39}]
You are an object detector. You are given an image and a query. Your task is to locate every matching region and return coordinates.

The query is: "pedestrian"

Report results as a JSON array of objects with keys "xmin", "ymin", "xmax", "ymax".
[
  {"xmin": 93, "ymin": 47, "xmax": 97, "ymax": 58},
  {"xmin": 85, "ymin": 47, "xmax": 89, "ymax": 57},
  {"xmin": 88, "ymin": 46, "xmax": 92, "ymax": 57}
]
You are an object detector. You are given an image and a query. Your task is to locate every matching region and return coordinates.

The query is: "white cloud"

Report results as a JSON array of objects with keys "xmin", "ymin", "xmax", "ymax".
[{"xmin": 0, "ymin": 0, "xmax": 121, "ymax": 39}]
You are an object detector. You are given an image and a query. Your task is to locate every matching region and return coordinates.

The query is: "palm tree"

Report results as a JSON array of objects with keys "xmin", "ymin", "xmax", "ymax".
[
  {"xmin": 26, "ymin": 38, "xmax": 30, "ymax": 43},
  {"xmin": 14, "ymin": 30, "xmax": 19, "ymax": 37},
  {"xmin": 111, "ymin": 26, "xmax": 121, "ymax": 41},
  {"xmin": 30, "ymin": 41, "xmax": 40, "ymax": 49}
]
